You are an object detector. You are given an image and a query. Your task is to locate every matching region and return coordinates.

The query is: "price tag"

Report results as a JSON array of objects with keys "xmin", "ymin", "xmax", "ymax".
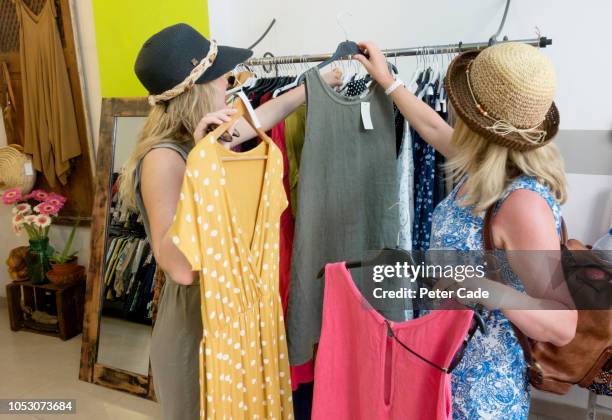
[
  {"xmin": 24, "ymin": 161, "xmax": 34, "ymax": 176},
  {"xmin": 361, "ymin": 102, "xmax": 373, "ymax": 130}
]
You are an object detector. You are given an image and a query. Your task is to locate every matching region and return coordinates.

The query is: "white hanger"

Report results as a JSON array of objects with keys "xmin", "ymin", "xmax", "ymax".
[
  {"xmin": 234, "ymin": 90, "xmax": 261, "ymax": 128},
  {"xmin": 407, "ymin": 47, "xmax": 423, "ymax": 93},
  {"xmin": 272, "ymin": 62, "xmax": 307, "ymax": 98}
]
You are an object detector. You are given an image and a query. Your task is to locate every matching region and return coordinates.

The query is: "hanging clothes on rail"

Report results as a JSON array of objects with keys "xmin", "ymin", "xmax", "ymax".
[
  {"xmin": 286, "ymin": 67, "xmax": 399, "ymax": 367},
  {"xmin": 15, "ymin": 0, "xmax": 81, "ymax": 187},
  {"xmin": 284, "ymin": 104, "xmax": 306, "ymax": 218},
  {"xmin": 103, "ymin": 231, "xmax": 156, "ymax": 323},
  {"xmin": 411, "ymin": 68, "xmax": 449, "ymax": 250},
  {"xmin": 397, "ymin": 120, "xmax": 414, "ymax": 251},
  {"xmin": 260, "ymin": 92, "xmax": 294, "ymax": 316},
  {"xmin": 259, "ymin": 94, "xmax": 315, "ymax": 392},
  {"xmin": 312, "ymin": 262, "xmax": 473, "ymax": 420},
  {"xmin": 168, "ymin": 123, "xmax": 293, "ymax": 418}
]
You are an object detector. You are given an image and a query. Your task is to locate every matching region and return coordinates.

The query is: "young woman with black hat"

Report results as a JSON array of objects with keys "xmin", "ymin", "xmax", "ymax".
[
  {"xmin": 118, "ymin": 23, "xmax": 341, "ymax": 420},
  {"xmin": 356, "ymin": 42, "xmax": 577, "ymax": 418}
]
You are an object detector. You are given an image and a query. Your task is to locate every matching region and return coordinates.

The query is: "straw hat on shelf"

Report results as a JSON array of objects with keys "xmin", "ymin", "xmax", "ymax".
[{"xmin": 0, "ymin": 143, "xmax": 36, "ymax": 194}]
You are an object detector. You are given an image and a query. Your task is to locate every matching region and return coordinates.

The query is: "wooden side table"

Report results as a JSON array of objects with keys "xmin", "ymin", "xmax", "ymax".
[{"xmin": 6, "ymin": 278, "xmax": 85, "ymax": 340}]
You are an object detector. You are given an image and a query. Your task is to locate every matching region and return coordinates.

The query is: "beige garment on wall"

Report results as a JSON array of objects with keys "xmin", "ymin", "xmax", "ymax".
[{"xmin": 15, "ymin": 0, "xmax": 81, "ymax": 187}]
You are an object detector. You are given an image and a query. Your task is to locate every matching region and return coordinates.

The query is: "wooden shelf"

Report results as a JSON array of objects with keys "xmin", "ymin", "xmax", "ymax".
[{"xmin": 6, "ymin": 277, "xmax": 85, "ymax": 340}]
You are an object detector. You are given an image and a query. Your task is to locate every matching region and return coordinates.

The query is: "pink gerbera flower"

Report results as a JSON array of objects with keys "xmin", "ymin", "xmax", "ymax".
[
  {"xmin": 12, "ymin": 214, "xmax": 25, "ymax": 234},
  {"xmin": 29, "ymin": 189, "xmax": 49, "ymax": 202},
  {"xmin": 13, "ymin": 203, "xmax": 32, "ymax": 215},
  {"xmin": 46, "ymin": 197, "xmax": 65, "ymax": 209},
  {"xmin": 48, "ymin": 193, "xmax": 67, "ymax": 204},
  {"xmin": 34, "ymin": 202, "xmax": 60, "ymax": 216},
  {"xmin": 2, "ymin": 188, "xmax": 22, "ymax": 205},
  {"xmin": 34, "ymin": 214, "xmax": 51, "ymax": 228}
]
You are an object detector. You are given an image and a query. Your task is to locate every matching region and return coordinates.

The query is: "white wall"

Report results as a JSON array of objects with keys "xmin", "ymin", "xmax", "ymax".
[
  {"xmin": 71, "ymin": 0, "xmax": 102, "ymax": 151},
  {"xmin": 208, "ymin": 0, "xmax": 612, "ymax": 411},
  {"xmin": 563, "ymin": 173, "xmax": 612, "ymax": 244},
  {"xmin": 209, "ymin": 0, "xmax": 612, "ymax": 244},
  {"xmin": 209, "ymin": 0, "xmax": 612, "ymax": 131}
]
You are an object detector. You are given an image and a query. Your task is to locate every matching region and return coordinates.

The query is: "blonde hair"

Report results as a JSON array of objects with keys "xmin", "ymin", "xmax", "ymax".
[
  {"xmin": 119, "ymin": 83, "xmax": 218, "ymax": 209},
  {"xmin": 446, "ymin": 118, "xmax": 567, "ymax": 213}
]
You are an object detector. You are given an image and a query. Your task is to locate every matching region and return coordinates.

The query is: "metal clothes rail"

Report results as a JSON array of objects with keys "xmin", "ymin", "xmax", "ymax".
[{"xmin": 244, "ymin": 36, "xmax": 552, "ymax": 67}]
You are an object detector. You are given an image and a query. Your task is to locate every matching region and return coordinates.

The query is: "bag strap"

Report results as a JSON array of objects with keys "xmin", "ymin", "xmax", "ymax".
[{"xmin": 560, "ymin": 218, "xmax": 568, "ymax": 247}]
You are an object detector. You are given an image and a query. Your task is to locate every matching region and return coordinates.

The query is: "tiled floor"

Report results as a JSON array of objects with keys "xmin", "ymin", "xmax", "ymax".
[
  {"xmin": 1, "ymin": 297, "xmax": 610, "ymax": 420},
  {"xmin": 0, "ymin": 298, "xmax": 161, "ymax": 420}
]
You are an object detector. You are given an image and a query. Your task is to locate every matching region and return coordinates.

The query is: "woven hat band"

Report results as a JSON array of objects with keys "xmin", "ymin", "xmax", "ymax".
[{"xmin": 148, "ymin": 40, "xmax": 219, "ymax": 106}]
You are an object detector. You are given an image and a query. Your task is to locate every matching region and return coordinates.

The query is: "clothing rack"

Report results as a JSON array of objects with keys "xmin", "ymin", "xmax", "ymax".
[{"xmin": 244, "ymin": 36, "xmax": 552, "ymax": 68}]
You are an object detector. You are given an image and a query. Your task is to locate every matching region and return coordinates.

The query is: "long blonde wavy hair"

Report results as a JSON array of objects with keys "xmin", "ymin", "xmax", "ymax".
[
  {"xmin": 447, "ymin": 118, "xmax": 567, "ymax": 213},
  {"xmin": 119, "ymin": 83, "xmax": 218, "ymax": 209}
]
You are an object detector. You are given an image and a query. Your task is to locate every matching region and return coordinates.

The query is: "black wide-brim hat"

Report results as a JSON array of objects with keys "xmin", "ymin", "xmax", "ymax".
[{"xmin": 134, "ymin": 23, "xmax": 253, "ymax": 95}]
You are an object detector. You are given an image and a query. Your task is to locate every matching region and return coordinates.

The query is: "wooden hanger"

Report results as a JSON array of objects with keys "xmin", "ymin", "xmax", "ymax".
[
  {"xmin": 236, "ymin": 70, "xmax": 253, "ymax": 85},
  {"xmin": 212, "ymin": 93, "xmax": 268, "ymax": 162}
]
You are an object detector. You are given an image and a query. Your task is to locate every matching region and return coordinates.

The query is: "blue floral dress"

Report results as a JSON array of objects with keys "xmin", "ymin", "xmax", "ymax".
[{"xmin": 429, "ymin": 175, "xmax": 562, "ymax": 419}]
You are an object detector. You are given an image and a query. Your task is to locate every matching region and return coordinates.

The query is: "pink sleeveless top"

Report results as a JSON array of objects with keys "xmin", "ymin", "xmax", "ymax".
[{"xmin": 312, "ymin": 262, "xmax": 473, "ymax": 420}]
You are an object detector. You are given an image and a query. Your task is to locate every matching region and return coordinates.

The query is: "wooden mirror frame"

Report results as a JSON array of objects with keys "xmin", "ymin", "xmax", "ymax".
[{"xmin": 79, "ymin": 97, "xmax": 162, "ymax": 400}]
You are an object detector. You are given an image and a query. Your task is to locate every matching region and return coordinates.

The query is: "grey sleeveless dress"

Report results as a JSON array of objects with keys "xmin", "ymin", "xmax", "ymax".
[
  {"xmin": 286, "ymin": 68, "xmax": 399, "ymax": 365},
  {"xmin": 134, "ymin": 141, "xmax": 202, "ymax": 420}
]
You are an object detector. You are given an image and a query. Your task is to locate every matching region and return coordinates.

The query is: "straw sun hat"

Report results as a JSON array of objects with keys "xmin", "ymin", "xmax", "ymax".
[
  {"xmin": 0, "ymin": 144, "xmax": 36, "ymax": 193},
  {"xmin": 445, "ymin": 42, "xmax": 559, "ymax": 151}
]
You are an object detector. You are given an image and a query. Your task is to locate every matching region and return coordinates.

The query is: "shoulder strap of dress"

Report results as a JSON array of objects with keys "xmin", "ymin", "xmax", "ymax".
[
  {"xmin": 150, "ymin": 142, "xmax": 190, "ymax": 161},
  {"xmin": 304, "ymin": 67, "xmax": 324, "ymax": 96},
  {"xmin": 134, "ymin": 142, "xmax": 190, "ymax": 193}
]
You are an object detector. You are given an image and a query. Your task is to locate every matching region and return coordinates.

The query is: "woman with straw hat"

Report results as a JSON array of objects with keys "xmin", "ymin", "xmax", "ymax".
[
  {"xmin": 118, "ymin": 23, "xmax": 341, "ymax": 420},
  {"xmin": 356, "ymin": 42, "xmax": 577, "ymax": 418}
]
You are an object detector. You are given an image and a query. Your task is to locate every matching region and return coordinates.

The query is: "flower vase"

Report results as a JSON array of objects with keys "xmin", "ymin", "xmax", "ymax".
[{"xmin": 26, "ymin": 238, "xmax": 52, "ymax": 285}]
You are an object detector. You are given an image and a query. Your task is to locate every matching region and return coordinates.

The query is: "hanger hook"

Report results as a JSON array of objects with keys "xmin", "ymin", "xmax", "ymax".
[
  {"xmin": 336, "ymin": 11, "xmax": 353, "ymax": 40},
  {"xmin": 421, "ymin": 47, "xmax": 425, "ymax": 67}
]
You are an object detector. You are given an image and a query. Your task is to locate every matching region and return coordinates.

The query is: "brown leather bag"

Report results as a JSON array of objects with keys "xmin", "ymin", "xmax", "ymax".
[{"xmin": 483, "ymin": 206, "xmax": 612, "ymax": 395}]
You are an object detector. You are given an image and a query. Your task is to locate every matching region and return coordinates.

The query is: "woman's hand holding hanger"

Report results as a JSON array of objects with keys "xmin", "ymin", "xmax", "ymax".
[
  {"xmin": 355, "ymin": 41, "xmax": 456, "ymax": 158},
  {"xmin": 193, "ymin": 108, "xmax": 238, "ymax": 145},
  {"xmin": 353, "ymin": 41, "xmax": 395, "ymax": 90},
  {"xmin": 321, "ymin": 67, "xmax": 344, "ymax": 88},
  {"xmin": 200, "ymin": 69, "xmax": 343, "ymax": 148}
]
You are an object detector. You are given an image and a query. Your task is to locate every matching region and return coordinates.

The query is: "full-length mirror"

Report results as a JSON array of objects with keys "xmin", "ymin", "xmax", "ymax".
[
  {"xmin": 79, "ymin": 98, "xmax": 161, "ymax": 399},
  {"xmin": 96, "ymin": 116, "xmax": 151, "ymax": 375}
]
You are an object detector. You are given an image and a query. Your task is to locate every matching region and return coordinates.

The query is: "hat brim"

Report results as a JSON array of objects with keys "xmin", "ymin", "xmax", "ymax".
[
  {"xmin": 196, "ymin": 45, "xmax": 253, "ymax": 84},
  {"xmin": 445, "ymin": 50, "xmax": 560, "ymax": 151}
]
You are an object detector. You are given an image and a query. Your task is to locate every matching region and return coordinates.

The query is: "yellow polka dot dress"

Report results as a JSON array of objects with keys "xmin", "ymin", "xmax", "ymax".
[{"xmin": 169, "ymin": 130, "xmax": 294, "ymax": 419}]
